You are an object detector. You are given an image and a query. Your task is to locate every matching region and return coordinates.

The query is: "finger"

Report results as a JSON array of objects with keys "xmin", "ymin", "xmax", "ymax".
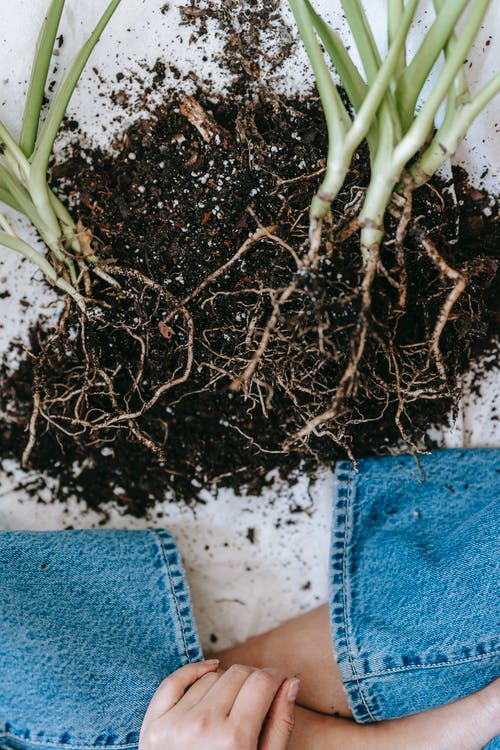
[
  {"xmin": 230, "ymin": 668, "xmax": 287, "ymax": 742},
  {"xmin": 201, "ymin": 664, "xmax": 256, "ymax": 715},
  {"xmin": 142, "ymin": 660, "xmax": 220, "ymax": 723},
  {"xmin": 260, "ymin": 678, "xmax": 299, "ymax": 750},
  {"xmin": 179, "ymin": 670, "xmax": 221, "ymax": 710},
  {"xmin": 377, "ymin": 677, "xmax": 500, "ymax": 750}
]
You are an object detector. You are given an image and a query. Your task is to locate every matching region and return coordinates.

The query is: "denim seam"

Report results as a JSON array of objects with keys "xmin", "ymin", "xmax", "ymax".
[
  {"xmin": 344, "ymin": 648, "xmax": 500, "ymax": 682},
  {"xmin": 0, "ymin": 735, "xmax": 138, "ymax": 750},
  {"xmin": 329, "ymin": 462, "xmax": 375, "ymax": 723},
  {"xmin": 152, "ymin": 529, "xmax": 202, "ymax": 665},
  {"xmin": 342, "ymin": 466, "xmax": 375, "ymax": 722},
  {"xmin": 1, "ymin": 530, "xmax": 201, "ymax": 750},
  {"xmin": 152, "ymin": 529, "xmax": 191, "ymax": 662},
  {"xmin": 330, "ymin": 450, "xmax": 500, "ymax": 726}
]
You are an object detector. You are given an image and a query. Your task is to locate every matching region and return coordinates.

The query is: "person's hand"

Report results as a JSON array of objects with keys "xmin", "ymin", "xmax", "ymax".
[{"xmin": 139, "ymin": 660, "xmax": 299, "ymax": 750}]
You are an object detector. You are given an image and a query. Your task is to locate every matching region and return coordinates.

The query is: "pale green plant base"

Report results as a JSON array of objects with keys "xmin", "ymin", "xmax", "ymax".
[
  {"xmin": 289, "ymin": 0, "xmax": 500, "ymax": 264},
  {"xmin": 0, "ymin": 0, "xmax": 123, "ymax": 309}
]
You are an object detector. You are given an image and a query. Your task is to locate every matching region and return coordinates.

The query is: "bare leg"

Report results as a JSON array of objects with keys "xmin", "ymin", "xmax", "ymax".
[
  {"xmin": 287, "ymin": 679, "xmax": 500, "ymax": 750},
  {"xmin": 217, "ymin": 606, "xmax": 500, "ymax": 750},
  {"xmin": 216, "ymin": 604, "xmax": 351, "ymax": 717}
]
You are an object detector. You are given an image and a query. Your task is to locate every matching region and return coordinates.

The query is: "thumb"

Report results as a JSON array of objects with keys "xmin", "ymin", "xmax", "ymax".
[{"xmin": 259, "ymin": 678, "xmax": 299, "ymax": 750}]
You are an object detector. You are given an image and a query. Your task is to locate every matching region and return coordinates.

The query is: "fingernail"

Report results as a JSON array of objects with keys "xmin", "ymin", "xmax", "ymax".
[
  {"xmin": 287, "ymin": 678, "xmax": 300, "ymax": 702},
  {"xmin": 205, "ymin": 659, "xmax": 220, "ymax": 666}
]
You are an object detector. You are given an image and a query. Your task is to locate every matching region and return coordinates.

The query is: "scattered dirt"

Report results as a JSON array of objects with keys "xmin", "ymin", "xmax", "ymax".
[
  {"xmin": 177, "ymin": 0, "xmax": 295, "ymax": 80},
  {"xmin": 1, "ymin": 85, "xmax": 498, "ymax": 514},
  {"xmin": 1, "ymin": 2, "xmax": 499, "ymax": 515}
]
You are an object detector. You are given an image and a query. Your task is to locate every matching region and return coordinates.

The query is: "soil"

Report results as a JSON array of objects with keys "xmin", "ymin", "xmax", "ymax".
[{"xmin": 1, "ymin": 84, "xmax": 498, "ymax": 514}]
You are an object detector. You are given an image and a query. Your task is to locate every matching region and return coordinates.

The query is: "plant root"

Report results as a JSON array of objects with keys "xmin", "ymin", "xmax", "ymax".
[
  {"xmin": 417, "ymin": 234, "xmax": 467, "ymax": 380},
  {"xmin": 9, "ymin": 92, "xmax": 491, "ymax": 505},
  {"xmin": 230, "ymin": 279, "xmax": 300, "ymax": 391},
  {"xmin": 22, "ymin": 265, "xmax": 194, "ymax": 464},
  {"xmin": 22, "ymin": 390, "xmax": 41, "ymax": 469},
  {"xmin": 286, "ymin": 242, "xmax": 380, "ymax": 447},
  {"xmin": 230, "ymin": 211, "xmax": 323, "ymax": 390},
  {"xmin": 308, "ymin": 215, "xmax": 323, "ymax": 268},
  {"xmin": 178, "ymin": 94, "xmax": 229, "ymax": 145},
  {"xmin": 166, "ymin": 221, "xmax": 278, "ymax": 322}
]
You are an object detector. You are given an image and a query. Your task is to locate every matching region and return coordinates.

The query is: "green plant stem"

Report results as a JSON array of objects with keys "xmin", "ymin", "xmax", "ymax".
[
  {"xmin": 0, "ymin": 220, "xmax": 84, "ymax": 309},
  {"xmin": 432, "ymin": 0, "xmax": 472, "ymax": 142},
  {"xmin": 0, "ymin": 188, "xmax": 23, "ymax": 213},
  {"xmin": 49, "ymin": 191, "xmax": 81, "ymax": 252},
  {"xmin": 1, "ymin": 0, "xmax": 123, "ymax": 308},
  {"xmin": 0, "ymin": 121, "xmax": 69, "ymax": 267},
  {"xmin": 289, "ymin": 0, "xmax": 350, "ymax": 140},
  {"xmin": 0, "ymin": 121, "xmax": 31, "ymax": 180},
  {"xmin": 411, "ymin": 72, "xmax": 500, "ymax": 185},
  {"xmin": 359, "ymin": 103, "xmax": 397, "ymax": 260},
  {"xmin": 388, "ymin": 0, "xmax": 405, "ymax": 73},
  {"xmin": 288, "ymin": 0, "xmax": 351, "ymax": 233},
  {"xmin": 341, "ymin": 0, "xmax": 417, "ymax": 152},
  {"xmin": 310, "ymin": 0, "xmax": 418, "ymax": 222},
  {"xmin": 28, "ymin": 170, "xmax": 77, "ymax": 280},
  {"xmin": 304, "ymin": 0, "xmax": 368, "ymax": 111},
  {"xmin": 304, "ymin": 0, "xmax": 379, "ymax": 152},
  {"xmin": 341, "ymin": 0, "xmax": 381, "ymax": 84},
  {"xmin": 392, "ymin": 0, "xmax": 491, "ymax": 174},
  {"xmin": 30, "ymin": 0, "xmax": 123, "ymax": 179},
  {"xmin": 0, "ymin": 163, "xmax": 73, "ymax": 272},
  {"xmin": 340, "ymin": 0, "xmax": 404, "ymax": 137},
  {"xmin": 0, "ymin": 165, "xmax": 42, "ymax": 229},
  {"xmin": 358, "ymin": 171, "xmax": 396, "ymax": 260},
  {"xmin": 439, "ymin": 0, "xmax": 472, "ymax": 108},
  {"xmin": 20, "ymin": 0, "xmax": 66, "ymax": 157},
  {"xmin": 360, "ymin": 0, "xmax": 494, "ymax": 263},
  {"xmin": 292, "ymin": 0, "xmax": 498, "ymax": 269},
  {"xmin": 406, "ymin": 0, "xmax": 474, "ymax": 187},
  {"xmin": 395, "ymin": 0, "xmax": 471, "ymax": 130},
  {"xmin": 1, "ymin": 165, "xmax": 78, "ymax": 283},
  {"xmin": 49, "ymin": 191, "xmax": 120, "ymax": 286}
]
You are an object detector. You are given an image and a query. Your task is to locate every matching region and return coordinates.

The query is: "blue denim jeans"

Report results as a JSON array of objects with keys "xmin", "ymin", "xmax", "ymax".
[
  {"xmin": 329, "ymin": 448, "xmax": 500, "ymax": 749},
  {"xmin": 0, "ymin": 529, "xmax": 202, "ymax": 750},
  {"xmin": 2, "ymin": 450, "xmax": 498, "ymax": 750}
]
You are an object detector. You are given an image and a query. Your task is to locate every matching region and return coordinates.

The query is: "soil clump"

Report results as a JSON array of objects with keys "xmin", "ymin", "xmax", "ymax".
[{"xmin": 0, "ymin": 89, "xmax": 498, "ymax": 514}]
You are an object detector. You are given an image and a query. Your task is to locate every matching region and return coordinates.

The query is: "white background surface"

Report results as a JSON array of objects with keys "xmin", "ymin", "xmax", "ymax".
[{"xmin": 0, "ymin": 0, "xmax": 499, "ymax": 651}]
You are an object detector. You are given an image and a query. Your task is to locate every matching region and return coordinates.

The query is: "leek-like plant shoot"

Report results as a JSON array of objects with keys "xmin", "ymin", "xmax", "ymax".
[
  {"xmin": 288, "ymin": 0, "xmax": 500, "ymax": 263},
  {"xmin": 0, "ymin": 0, "xmax": 123, "ymax": 310}
]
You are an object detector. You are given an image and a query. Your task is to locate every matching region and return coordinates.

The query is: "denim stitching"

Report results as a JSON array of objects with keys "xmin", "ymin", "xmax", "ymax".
[
  {"xmin": 1, "ymin": 530, "xmax": 201, "ymax": 750},
  {"xmin": 152, "ymin": 529, "xmax": 190, "ymax": 661},
  {"xmin": 330, "ymin": 451, "xmax": 500, "ymax": 725},
  {"xmin": 153, "ymin": 530, "xmax": 193, "ymax": 664},
  {"xmin": 159, "ymin": 528, "xmax": 203, "ymax": 663},
  {"xmin": 152, "ymin": 529, "xmax": 202, "ymax": 665},
  {"xmin": 345, "ymin": 648, "xmax": 500, "ymax": 681},
  {"xmin": 329, "ymin": 462, "xmax": 367, "ymax": 721},
  {"xmin": 341, "ymin": 465, "xmax": 376, "ymax": 722},
  {"xmin": 0, "ymin": 736, "xmax": 138, "ymax": 750}
]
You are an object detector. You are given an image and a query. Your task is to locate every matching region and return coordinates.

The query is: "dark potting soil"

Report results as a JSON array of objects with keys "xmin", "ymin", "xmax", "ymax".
[{"xmin": 0, "ymin": 89, "xmax": 498, "ymax": 515}]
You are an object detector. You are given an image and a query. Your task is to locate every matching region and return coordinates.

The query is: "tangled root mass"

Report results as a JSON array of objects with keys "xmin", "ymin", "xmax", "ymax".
[{"xmin": 1, "ymin": 93, "xmax": 498, "ymax": 512}]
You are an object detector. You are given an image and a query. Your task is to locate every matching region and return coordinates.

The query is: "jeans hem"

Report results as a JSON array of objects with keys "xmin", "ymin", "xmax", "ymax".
[
  {"xmin": 1, "ymin": 529, "xmax": 203, "ymax": 750},
  {"xmin": 0, "ymin": 738, "xmax": 139, "ymax": 750},
  {"xmin": 152, "ymin": 529, "xmax": 203, "ymax": 665},
  {"xmin": 329, "ymin": 451, "xmax": 500, "ymax": 725},
  {"xmin": 329, "ymin": 459, "xmax": 376, "ymax": 723}
]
